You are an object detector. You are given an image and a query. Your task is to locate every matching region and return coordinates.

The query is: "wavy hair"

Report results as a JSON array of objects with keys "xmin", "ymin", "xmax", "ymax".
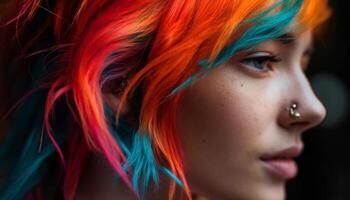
[{"xmin": 0, "ymin": 0, "xmax": 331, "ymax": 199}]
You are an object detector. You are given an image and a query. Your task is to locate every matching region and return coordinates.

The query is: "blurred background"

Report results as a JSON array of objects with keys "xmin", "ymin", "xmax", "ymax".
[{"xmin": 287, "ymin": 0, "xmax": 349, "ymax": 199}]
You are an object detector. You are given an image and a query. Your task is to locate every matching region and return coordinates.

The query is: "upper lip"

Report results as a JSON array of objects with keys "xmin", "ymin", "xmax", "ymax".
[{"xmin": 260, "ymin": 144, "xmax": 304, "ymax": 160}]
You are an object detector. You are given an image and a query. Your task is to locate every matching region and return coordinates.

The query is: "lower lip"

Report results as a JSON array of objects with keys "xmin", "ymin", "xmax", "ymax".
[{"xmin": 260, "ymin": 159, "xmax": 298, "ymax": 180}]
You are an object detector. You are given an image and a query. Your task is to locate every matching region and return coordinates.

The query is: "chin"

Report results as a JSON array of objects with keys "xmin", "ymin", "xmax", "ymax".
[
  {"xmin": 257, "ymin": 187, "xmax": 286, "ymax": 200},
  {"xmin": 246, "ymin": 183, "xmax": 286, "ymax": 200}
]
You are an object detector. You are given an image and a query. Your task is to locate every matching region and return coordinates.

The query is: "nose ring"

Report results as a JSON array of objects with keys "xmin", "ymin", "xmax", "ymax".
[{"xmin": 289, "ymin": 103, "xmax": 301, "ymax": 119}]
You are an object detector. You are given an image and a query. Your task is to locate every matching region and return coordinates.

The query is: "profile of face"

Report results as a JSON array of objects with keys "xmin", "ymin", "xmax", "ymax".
[{"xmin": 175, "ymin": 28, "xmax": 327, "ymax": 200}]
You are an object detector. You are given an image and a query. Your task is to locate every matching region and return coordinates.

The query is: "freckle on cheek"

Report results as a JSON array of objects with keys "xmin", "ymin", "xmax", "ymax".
[{"xmin": 201, "ymin": 138, "xmax": 207, "ymax": 143}]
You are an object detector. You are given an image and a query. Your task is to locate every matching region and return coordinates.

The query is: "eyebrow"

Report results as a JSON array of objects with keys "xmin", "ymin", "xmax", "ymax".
[
  {"xmin": 274, "ymin": 32, "xmax": 314, "ymax": 55},
  {"xmin": 274, "ymin": 33, "xmax": 296, "ymax": 45}
]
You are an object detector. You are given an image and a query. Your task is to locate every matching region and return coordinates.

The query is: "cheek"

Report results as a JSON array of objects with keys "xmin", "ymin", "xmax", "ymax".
[
  {"xmin": 174, "ymin": 66, "xmax": 284, "ymax": 198},
  {"xmin": 177, "ymin": 69, "xmax": 267, "ymax": 149},
  {"xmin": 175, "ymin": 68, "xmax": 272, "ymax": 174}
]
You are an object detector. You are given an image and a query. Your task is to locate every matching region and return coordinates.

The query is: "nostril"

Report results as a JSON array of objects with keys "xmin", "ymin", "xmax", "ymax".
[{"xmin": 290, "ymin": 121, "xmax": 311, "ymax": 131}]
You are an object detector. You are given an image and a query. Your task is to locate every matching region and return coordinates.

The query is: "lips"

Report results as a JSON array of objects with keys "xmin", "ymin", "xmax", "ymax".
[{"xmin": 260, "ymin": 145, "xmax": 303, "ymax": 180}]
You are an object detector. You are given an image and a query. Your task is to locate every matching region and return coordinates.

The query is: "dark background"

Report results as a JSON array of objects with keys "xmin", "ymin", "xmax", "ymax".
[{"xmin": 287, "ymin": 0, "xmax": 349, "ymax": 199}]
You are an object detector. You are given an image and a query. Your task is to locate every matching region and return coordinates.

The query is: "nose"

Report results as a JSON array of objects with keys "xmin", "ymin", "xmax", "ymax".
[{"xmin": 278, "ymin": 72, "xmax": 327, "ymax": 132}]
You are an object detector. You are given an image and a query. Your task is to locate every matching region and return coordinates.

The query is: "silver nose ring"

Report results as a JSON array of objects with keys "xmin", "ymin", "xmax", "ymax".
[{"xmin": 289, "ymin": 103, "xmax": 301, "ymax": 119}]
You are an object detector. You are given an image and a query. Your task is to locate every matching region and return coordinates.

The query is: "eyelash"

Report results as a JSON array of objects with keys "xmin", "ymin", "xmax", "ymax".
[{"xmin": 240, "ymin": 54, "xmax": 281, "ymax": 73}]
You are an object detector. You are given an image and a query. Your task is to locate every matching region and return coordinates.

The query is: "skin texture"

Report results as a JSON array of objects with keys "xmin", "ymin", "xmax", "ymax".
[
  {"xmin": 75, "ymin": 28, "xmax": 326, "ymax": 200},
  {"xmin": 175, "ymin": 29, "xmax": 326, "ymax": 200}
]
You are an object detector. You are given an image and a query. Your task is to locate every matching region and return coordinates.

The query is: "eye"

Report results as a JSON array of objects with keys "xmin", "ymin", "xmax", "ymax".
[{"xmin": 240, "ymin": 52, "xmax": 281, "ymax": 73}]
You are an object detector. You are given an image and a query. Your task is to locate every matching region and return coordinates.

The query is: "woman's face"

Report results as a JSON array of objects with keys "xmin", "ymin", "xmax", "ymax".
[{"xmin": 175, "ymin": 29, "xmax": 326, "ymax": 200}]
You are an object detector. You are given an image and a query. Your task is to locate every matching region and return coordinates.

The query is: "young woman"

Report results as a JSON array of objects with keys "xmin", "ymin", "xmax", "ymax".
[{"xmin": 0, "ymin": 0, "xmax": 331, "ymax": 199}]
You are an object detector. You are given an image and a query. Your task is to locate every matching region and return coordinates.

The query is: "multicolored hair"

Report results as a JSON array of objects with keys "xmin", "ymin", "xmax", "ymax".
[{"xmin": 0, "ymin": 0, "xmax": 331, "ymax": 199}]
